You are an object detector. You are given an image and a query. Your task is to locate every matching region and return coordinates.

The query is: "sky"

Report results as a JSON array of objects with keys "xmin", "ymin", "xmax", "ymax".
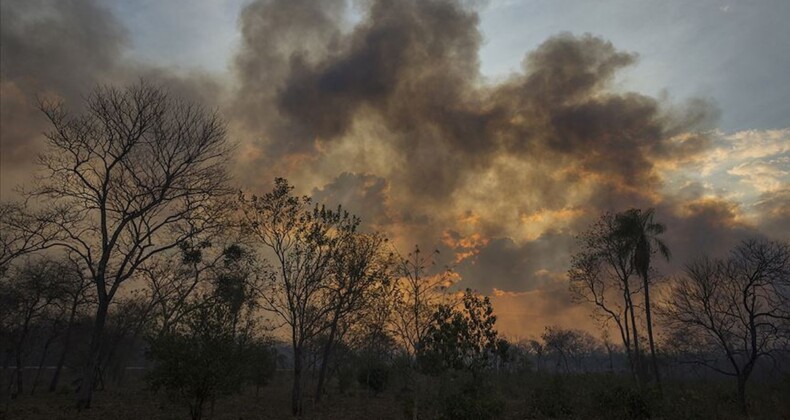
[{"xmin": 1, "ymin": 0, "xmax": 788, "ymax": 338}]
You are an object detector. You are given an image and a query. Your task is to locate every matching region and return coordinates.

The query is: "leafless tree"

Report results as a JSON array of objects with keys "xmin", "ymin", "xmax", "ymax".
[
  {"xmin": 239, "ymin": 178, "xmax": 357, "ymax": 416},
  {"xmin": 1, "ymin": 258, "xmax": 67, "ymax": 398},
  {"xmin": 660, "ymin": 239, "xmax": 790, "ymax": 414},
  {"xmin": 388, "ymin": 246, "xmax": 451, "ymax": 359},
  {"xmin": 29, "ymin": 81, "xmax": 231, "ymax": 408},
  {"xmin": 526, "ymin": 338, "xmax": 546, "ymax": 372},
  {"xmin": 48, "ymin": 255, "xmax": 93, "ymax": 393},
  {"xmin": 0, "ymin": 203, "xmax": 62, "ymax": 276},
  {"xmin": 541, "ymin": 326, "xmax": 601, "ymax": 374}
]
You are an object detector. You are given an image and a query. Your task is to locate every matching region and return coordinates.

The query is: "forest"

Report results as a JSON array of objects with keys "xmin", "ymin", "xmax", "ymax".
[{"xmin": 1, "ymin": 82, "xmax": 789, "ymax": 420}]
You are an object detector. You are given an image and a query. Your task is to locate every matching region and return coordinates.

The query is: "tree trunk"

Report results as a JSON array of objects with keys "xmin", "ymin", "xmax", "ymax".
[
  {"xmin": 31, "ymin": 329, "xmax": 57, "ymax": 394},
  {"xmin": 50, "ymin": 299, "xmax": 79, "ymax": 392},
  {"xmin": 76, "ymin": 298, "xmax": 109, "ymax": 410},
  {"xmin": 626, "ymin": 290, "xmax": 643, "ymax": 388},
  {"xmin": 14, "ymin": 351, "xmax": 23, "ymax": 398},
  {"xmin": 736, "ymin": 375, "xmax": 748, "ymax": 415},
  {"xmin": 13, "ymin": 318, "xmax": 30, "ymax": 398},
  {"xmin": 642, "ymin": 272, "xmax": 661, "ymax": 390},
  {"xmin": 412, "ymin": 368, "xmax": 419, "ymax": 420},
  {"xmin": 315, "ymin": 320, "xmax": 338, "ymax": 402},
  {"xmin": 292, "ymin": 346, "xmax": 303, "ymax": 416}
]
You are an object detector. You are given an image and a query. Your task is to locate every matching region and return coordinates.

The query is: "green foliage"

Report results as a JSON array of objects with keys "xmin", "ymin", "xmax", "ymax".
[
  {"xmin": 146, "ymin": 247, "xmax": 271, "ymax": 420},
  {"xmin": 421, "ymin": 288, "xmax": 500, "ymax": 374},
  {"xmin": 146, "ymin": 299, "xmax": 268, "ymax": 420}
]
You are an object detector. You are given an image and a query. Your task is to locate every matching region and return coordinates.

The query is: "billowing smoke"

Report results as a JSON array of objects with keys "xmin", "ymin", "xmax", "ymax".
[
  {"xmin": 2, "ymin": 0, "xmax": 781, "ymax": 336},
  {"xmin": 0, "ymin": 0, "xmax": 224, "ymax": 197},
  {"xmin": 231, "ymin": 0, "xmax": 724, "ymax": 293},
  {"xmin": 0, "ymin": 0, "xmax": 127, "ymax": 171}
]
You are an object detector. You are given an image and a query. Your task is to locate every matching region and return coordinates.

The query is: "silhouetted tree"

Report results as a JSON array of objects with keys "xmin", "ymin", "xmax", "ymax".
[
  {"xmin": 387, "ymin": 245, "xmax": 451, "ymax": 420},
  {"xmin": 0, "ymin": 203, "xmax": 61, "ymax": 276},
  {"xmin": 1, "ymin": 258, "xmax": 69, "ymax": 397},
  {"xmin": 568, "ymin": 211, "xmax": 643, "ymax": 382},
  {"xmin": 146, "ymin": 242, "xmax": 265, "ymax": 420},
  {"xmin": 541, "ymin": 326, "xmax": 601, "ymax": 374},
  {"xmin": 660, "ymin": 239, "xmax": 790, "ymax": 414},
  {"xmin": 615, "ymin": 208, "xmax": 670, "ymax": 387},
  {"xmin": 315, "ymin": 232, "xmax": 392, "ymax": 401},
  {"xmin": 29, "ymin": 81, "xmax": 231, "ymax": 408},
  {"xmin": 239, "ymin": 178, "xmax": 357, "ymax": 416},
  {"xmin": 48, "ymin": 256, "xmax": 92, "ymax": 393},
  {"xmin": 146, "ymin": 295, "xmax": 262, "ymax": 420},
  {"xmin": 421, "ymin": 289, "xmax": 500, "ymax": 374}
]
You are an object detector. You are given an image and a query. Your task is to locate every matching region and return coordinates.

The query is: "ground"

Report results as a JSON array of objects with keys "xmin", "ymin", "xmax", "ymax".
[{"xmin": 3, "ymin": 371, "xmax": 790, "ymax": 419}]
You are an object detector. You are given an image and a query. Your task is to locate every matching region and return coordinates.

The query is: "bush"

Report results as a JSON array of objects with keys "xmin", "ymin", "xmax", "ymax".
[
  {"xmin": 357, "ymin": 364, "xmax": 390, "ymax": 394},
  {"xmin": 145, "ymin": 301, "xmax": 269, "ymax": 420},
  {"xmin": 528, "ymin": 378, "xmax": 575, "ymax": 418},
  {"xmin": 590, "ymin": 383, "xmax": 649, "ymax": 419},
  {"xmin": 438, "ymin": 379, "xmax": 504, "ymax": 420}
]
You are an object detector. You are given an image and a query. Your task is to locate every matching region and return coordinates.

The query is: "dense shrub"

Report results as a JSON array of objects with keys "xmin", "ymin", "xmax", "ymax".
[
  {"xmin": 527, "ymin": 377, "xmax": 575, "ymax": 418},
  {"xmin": 438, "ymin": 375, "xmax": 504, "ymax": 420},
  {"xmin": 590, "ymin": 383, "xmax": 649, "ymax": 419},
  {"xmin": 357, "ymin": 364, "xmax": 390, "ymax": 394}
]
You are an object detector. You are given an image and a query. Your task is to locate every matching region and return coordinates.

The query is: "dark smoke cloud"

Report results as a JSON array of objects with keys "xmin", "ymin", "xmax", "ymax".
[
  {"xmin": 229, "ymin": 0, "xmax": 731, "ymax": 296},
  {"xmin": 753, "ymin": 189, "xmax": 790, "ymax": 239},
  {"xmin": 311, "ymin": 172, "xmax": 393, "ymax": 229},
  {"xmin": 235, "ymin": 0, "xmax": 716, "ymax": 208},
  {"xmin": 3, "ymin": 0, "xmax": 773, "ymax": 312},
  {"xmin": 0, "ymin": 0, "xmax": 225, "ymax": 197},
  {"xmin": 454, "ymin": 233, "xmax": 576, "ymax": 293},
  {"xmin": 0, "ymin": 0, "xmax": 127, "ymax": 170}
]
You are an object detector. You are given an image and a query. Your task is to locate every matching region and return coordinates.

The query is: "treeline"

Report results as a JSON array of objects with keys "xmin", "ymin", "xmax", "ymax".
[{"xmin": 1, "ymin": 81, "xmax": 789, "ymax": 419}]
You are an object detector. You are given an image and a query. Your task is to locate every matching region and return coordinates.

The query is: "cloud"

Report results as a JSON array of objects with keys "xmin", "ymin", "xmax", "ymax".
[
  {"xmin": 234, "ymin": 0, "xmax": 716, "ymax": 203},
  {"xmin": 311, "ymin": 172, "xmax": 393, "ymax": 230},
  {"xmin": 0, "ymin": 0, "xmax": 128, "ymax": 172},
  {"xmin": 2, "ymin": 0, "xmax": 785, "ymax": 340},
  {"xmin": 0, "ymin": 0, "xmax": 227, "ymax": 197}
]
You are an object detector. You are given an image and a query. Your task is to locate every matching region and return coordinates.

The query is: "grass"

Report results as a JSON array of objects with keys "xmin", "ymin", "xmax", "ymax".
[{"xmin": 3, "ymin": 370, "xmax": 789, "ymax": 419}]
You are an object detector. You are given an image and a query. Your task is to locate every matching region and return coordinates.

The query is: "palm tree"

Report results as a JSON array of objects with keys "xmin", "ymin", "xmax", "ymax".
[{"xmin": 615, "ymin": 208, "xmax": 670, "ymax": 389}]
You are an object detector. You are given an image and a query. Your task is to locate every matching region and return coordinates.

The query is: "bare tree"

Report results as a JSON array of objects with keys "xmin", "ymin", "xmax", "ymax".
[
  {"xmin": 526, "ymin": 338, "xmax": 546, "ymax": 372},
  {"xmin": 388, "ymin": 246, "xmax": 451, "ymax": 360},
  {"xmin": 239, "ymin": 178, "xmax": 357, "ymax": 416},
  {"xmin": 48, "ymin": 255, "xmax": 93, "ymax": 393},
  {"xmin": 1, "ymin": 258, "xmax": 66, "ymax": 398},
  {"xmin": 541, "ymin": 326, "xmax": 601, "ymax": 374},
  {"xmin": 660, "ymin": 239, "xmax": 790, "ymax": 414},
  {"xmin": 29, "ymin": 81, "xmax": 231, "ymax": 408},
  {"xmin": 0, "ymin": 203, "xmax": 61, "ymax": 276}
]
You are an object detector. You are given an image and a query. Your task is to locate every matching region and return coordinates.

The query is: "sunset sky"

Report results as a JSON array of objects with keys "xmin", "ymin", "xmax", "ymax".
[{"xmin": 1, "ymin": 0, "xmax": 788, "ymax": 338}]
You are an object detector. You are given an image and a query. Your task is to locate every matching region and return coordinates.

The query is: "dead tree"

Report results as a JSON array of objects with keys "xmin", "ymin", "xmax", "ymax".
[
  {"xmin": 660, "ymin": 239, "xmax": 790, "ymax": 415},
  {"xmin": 31, "ymin": 81, "xmax": 231, "ymax": 408}
]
